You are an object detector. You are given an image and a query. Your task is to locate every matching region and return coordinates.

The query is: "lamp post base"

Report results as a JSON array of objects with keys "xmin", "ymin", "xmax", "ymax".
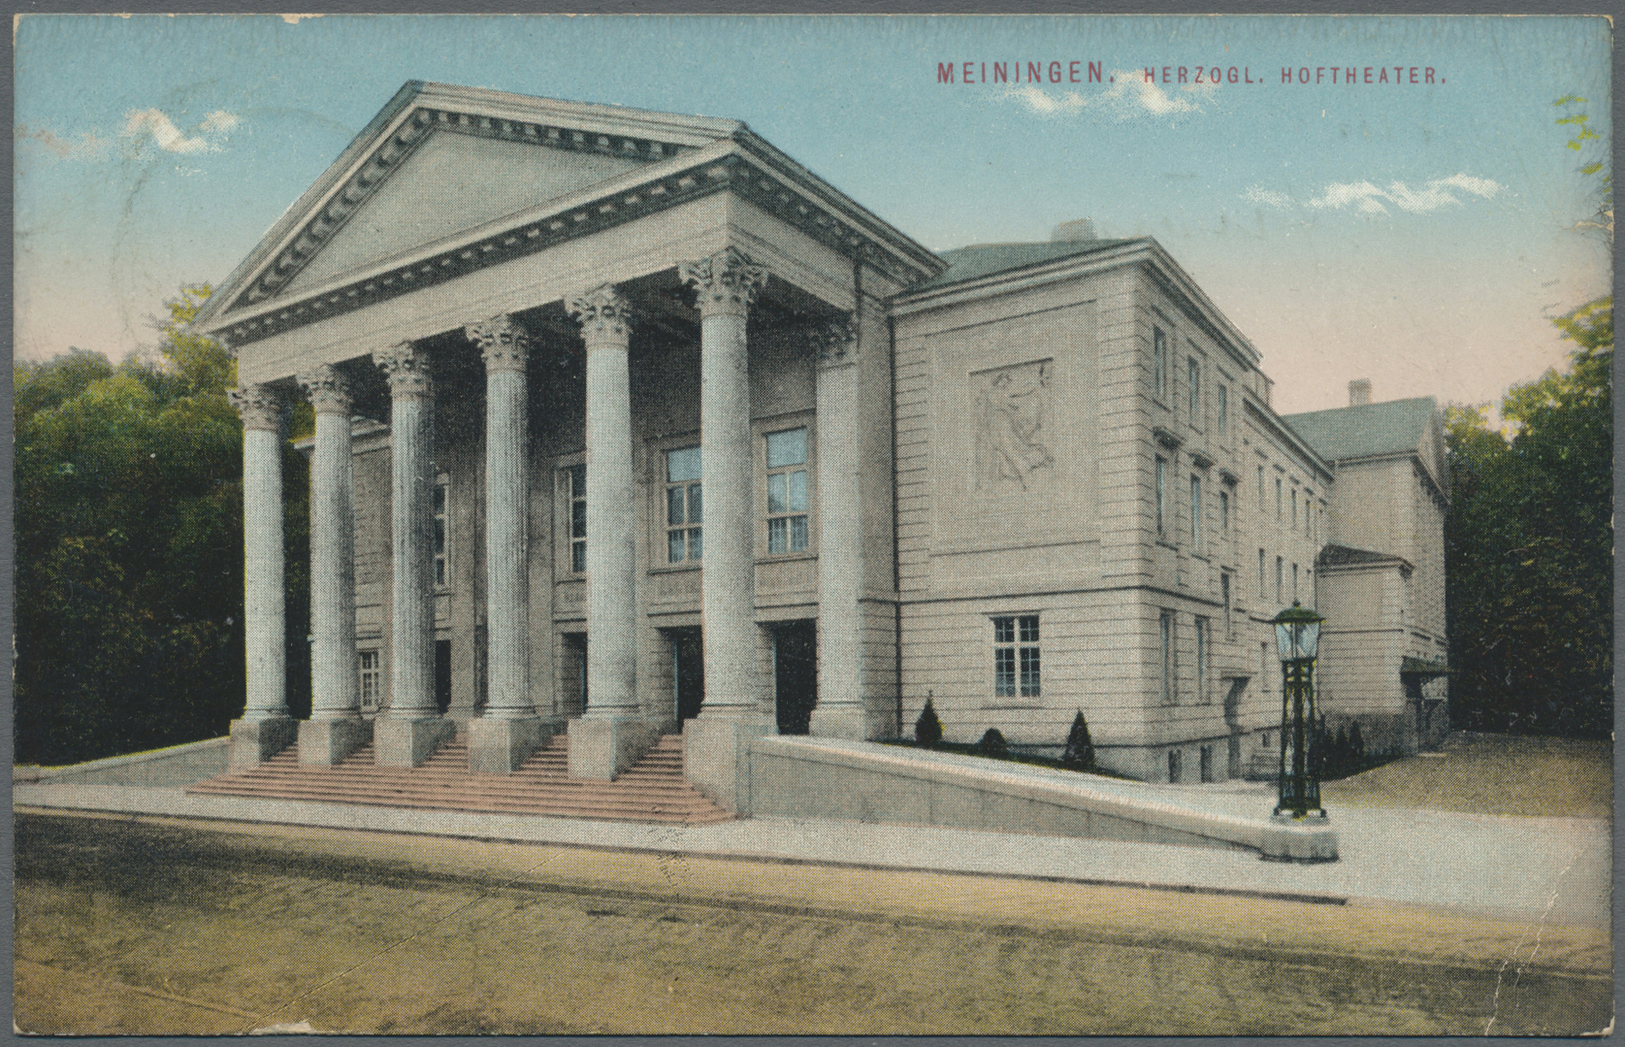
[{"xmin": 1260, "ymin": 810, "xmax": 1339, "ymax": 862}]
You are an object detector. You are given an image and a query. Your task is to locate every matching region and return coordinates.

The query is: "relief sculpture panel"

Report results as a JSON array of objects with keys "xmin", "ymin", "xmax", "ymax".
[{"xmin": 974, "ymin": 359, "xmax": 1054, "ymax": 492}]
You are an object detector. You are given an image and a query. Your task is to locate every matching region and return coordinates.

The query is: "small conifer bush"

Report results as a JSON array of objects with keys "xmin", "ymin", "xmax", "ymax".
[
  {"xmin": 914, "ymin": 698, "xmax": 943, "ymax": 747},
  {"xmin": 1061, "ymin": 710, "xmax": 1096, "ymax": 771},
  {"xmin": 976, "ymin": 728, "xmax": 1008, "ymax": 757}
]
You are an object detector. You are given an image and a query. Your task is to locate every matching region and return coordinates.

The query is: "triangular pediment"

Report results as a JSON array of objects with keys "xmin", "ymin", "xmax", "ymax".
[
  {"xmin": 205, "ymin": 82, "xmax": 743, "ymax": 319},
  {"xmin": 280, "ymin": 129, "xmax": 651, "ymax": 295}
]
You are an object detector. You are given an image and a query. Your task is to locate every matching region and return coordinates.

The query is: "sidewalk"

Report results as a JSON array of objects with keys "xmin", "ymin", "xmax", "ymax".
[{"xmin": 14, "ymin": 776, "xmax": 1609, "ymax": 929}]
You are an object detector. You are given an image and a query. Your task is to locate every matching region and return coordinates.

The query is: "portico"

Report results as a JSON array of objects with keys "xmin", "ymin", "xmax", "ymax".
[{"xmin": 201, "ymin": 81, "xmax": 941, "ymax": 799}]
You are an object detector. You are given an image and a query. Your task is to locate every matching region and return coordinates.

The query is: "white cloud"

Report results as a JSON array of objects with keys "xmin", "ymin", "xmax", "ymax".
[
  {"xmin": 1248, "ymin": 173, "xmax": 1505, "ymax": 216},
  {"xmin": 121, "ymin": 108, "xmax": 215, "ymax": 154},
  {"xmin": 1000, "ymin": 70, "xmax": 1212, "ymax": 120},
  {"xmin": 199, "ymin": 110, "xmax": 240, "ymax": 133}
]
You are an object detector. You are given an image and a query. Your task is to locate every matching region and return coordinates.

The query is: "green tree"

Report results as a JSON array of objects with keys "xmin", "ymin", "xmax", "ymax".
[
  {"xmin": 1444, "ymin": 298, "xmax": 1613, "ymax": 738},
  {"xmin": 15, "ymin": 286, "xmax": 310, "ymax": 765}
]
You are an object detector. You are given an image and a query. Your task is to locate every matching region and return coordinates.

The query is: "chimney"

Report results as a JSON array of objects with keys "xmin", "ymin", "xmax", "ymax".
[
  {"xmin": 1348, "ymin": 378, "xmax": 1372, "ymax": 406},
  {"xmin": 1051, "ymin": 218, "xmax": 1097, "ymax": 242}
]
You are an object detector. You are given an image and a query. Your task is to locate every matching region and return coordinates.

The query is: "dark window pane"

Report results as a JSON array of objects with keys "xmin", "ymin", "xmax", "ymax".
[
  {"xmin": 1019, "ymin": 615, "xmax": 1039, "ymax": 643},
  {"xmin": 768, "ymin": 517, "xmax": 787, "ymax": 554},
  {"xmin": 1020, "ymin": 647, "xmax": 1040, "ymax": 697},
  {"xmin": 668, "ymin": 486, "xmax": 685, "ymax": 526},
  {"xmin": 995, "ymin": 647, "xmax": 1015, "ymax": 696},
  {"xmin": 689, "ymin": 528, "xmax": 703, "ymax": 560},
  {"xmin": 688, "ymin": 484, "xmax": 702, "ymax": 525},
  {"xmin": 789, "ymin": 515, "xmax": 808, "ymax": 551},
  {"xmin": 994, "ymin": 616, "xmax": 1014, "ymax": 643}
]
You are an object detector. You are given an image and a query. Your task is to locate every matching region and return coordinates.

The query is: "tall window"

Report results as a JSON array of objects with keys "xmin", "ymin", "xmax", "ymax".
[
  {"xmin": 665, "ymin": 447, "xmax": 702, "ymax": 563},
  {"xmin": 1216, "ymin": 383, "xmax": 1229, "ymax": 436},
  {"xmin": 1290, "ymin": 485, "xmax": 1299, "ymax": 529},
  {"xmin": 567, "ymin": 464, "xmax": 587, "ymax": 574},
  {"xmin": 1292, "ymin": 562, "xmax": 1299, "ymax": 600},
  {"xmin": 994, "ymin": 615, "xmax": 1040, "ymax": 698},
  {"xmin": 1189, "ymin": 474, "xmax": 1203, "ymax": 550},
  {"xmin": 766, "ymin": 428, "xmax": 809, "ymax": 554},
  {"xmin": 1160, "ymin": 610, "xmax": 1176, "ymax": 704},
  {"xmin": 1258, "ymin": 548, "xmax": 1267, "ymax": 598},
  {"xmin": 1153, "ymin": 326, "xmax": 1168, "ymax": 401},
  {"xmin": 1275, "ymin": 477, "xmax": 1283, "ymax": 520},
  {"xmin": 1257, "ymin": 464, "xmax": 1266, "ymax": 509},
  {"xmin": 1168, "ymin": 749, "xmax": 1182, "ymax": 783},
  {"xmin": 433, "ymin": 480, "xmax": 449, "ymax": 586},
  {"xmin": 1275, "ymin": 555, "xmax": 1284, "ymax": 603},
  {"xmin": 1194, "ymin": 615, "xmax": 1210, "ymax": 703},
  {"xmin": 1187, "ymin": 356, "xmax": 1201, "ymax": 420},
  {"xmin": 1221, "ymin": 571, "xmax": 1233, "ymax": 635},
  {"xmin": 358, "ymin": 650, "xmax": 381, "ymax": 713},
  {"xmin": 1155, "ymin": 456, "xmax": 1169, "ymax": 536}
]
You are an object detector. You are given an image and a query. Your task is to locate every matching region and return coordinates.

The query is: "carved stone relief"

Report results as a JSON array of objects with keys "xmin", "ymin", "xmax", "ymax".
[{"xmin": 972, "ymin": 359, "xmax": 1054, "ymax": 491}]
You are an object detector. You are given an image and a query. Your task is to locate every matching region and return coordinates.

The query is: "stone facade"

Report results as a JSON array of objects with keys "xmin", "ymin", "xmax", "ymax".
[{"xmin": 195, "ymin": 82, "xmax": 1447, "ymax": 798}]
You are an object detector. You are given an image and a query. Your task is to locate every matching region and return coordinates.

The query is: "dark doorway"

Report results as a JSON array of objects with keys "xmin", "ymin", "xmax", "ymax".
[
  {"xmin": 434, "ymin": 639, "xmax": 452, "ymax": 715},
  {"xmin": 563, "ymin": 633, "xmax": 587, "ymax": 718},
  {"xmin": 772, "ymin": 620, "xmax": 818, "ymax": 736},
  {"xmin": 668, "ymin": 627, "xmax": 705, "ymax": 725}
]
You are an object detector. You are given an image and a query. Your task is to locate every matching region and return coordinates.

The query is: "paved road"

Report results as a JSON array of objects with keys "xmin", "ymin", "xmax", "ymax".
[
  {"xmin": 14, "ymin": 777, "xmax": 1611, "ymax": 928},
  {"xmin": 13, "ymin": 812, "xmax": 1612, "ymax": 1036}
]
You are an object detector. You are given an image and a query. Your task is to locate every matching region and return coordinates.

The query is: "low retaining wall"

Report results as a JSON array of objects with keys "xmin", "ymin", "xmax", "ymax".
[
  {"xmin": 747, "ymin": 737, "xmax": 1337, "ymax": 860},
  {"xmin": 14, "ymin": 737, "xmax": 229, "ymax": 787}
]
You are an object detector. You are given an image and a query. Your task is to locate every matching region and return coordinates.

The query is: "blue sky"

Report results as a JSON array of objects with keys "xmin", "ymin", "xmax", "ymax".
[{"xmin": 14, "ymin": 14, "xmax": 1612, "ymax": 415}]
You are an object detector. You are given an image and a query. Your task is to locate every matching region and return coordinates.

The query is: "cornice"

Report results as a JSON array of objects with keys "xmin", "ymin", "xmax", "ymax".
[{"xmin": 210, "ymin": 145, "xmax": 943, "ymax": 350}]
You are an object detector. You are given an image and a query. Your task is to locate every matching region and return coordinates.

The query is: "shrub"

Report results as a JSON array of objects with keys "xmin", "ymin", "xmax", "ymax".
[
  {"xmin": 914, "ymin": 698, "xmax": 943, "ymax": 747},
  {"xmin": 1061, "ymin": 711, "xmax": 1096, "ymax": 771},
  {"xmin": 976, "ymin": 728, "xmax": 1008, "ymax": 757},
  {"xmin": 1348, "ymin": 720, "xmax": 1365, "ymax": 761}
]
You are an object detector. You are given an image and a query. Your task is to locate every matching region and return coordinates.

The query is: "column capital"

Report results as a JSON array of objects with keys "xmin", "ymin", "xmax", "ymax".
[
  {"xmin": 373, "ymin": 342, "xmax": 433, "ymax": 398},
  {"xmin": 229, "ymin": 383, "xmax": 286, "ymax": 432},
  {"xmin": 466, "ymin": 314, "xmax": 531, "ymax": 372},
  {"xmin": 809, "ymin": 316, "xmax": 859, "ymax": 368},
  {"xmin": 680, "ymin": 246, "xmax": 767, "ymax": 317},
  {"xmin": 297, "ymin": 364, "xmax": 352, "ymax": 415},
  {"xmin": 567, "ymin": 285, "xmax": 634, "ymax": 342}
]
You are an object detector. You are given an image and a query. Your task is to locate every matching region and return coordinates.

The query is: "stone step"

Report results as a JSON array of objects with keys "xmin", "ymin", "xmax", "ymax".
[{"xmin": 186, "ymin": 730, "xmax": 732, "ymax": 825}]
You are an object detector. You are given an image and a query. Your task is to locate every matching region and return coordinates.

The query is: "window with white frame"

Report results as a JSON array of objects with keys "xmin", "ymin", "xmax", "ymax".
[
  {"xmin": 433, "ymin": 479, "xmax": 449, "ymax": 587},
  {"xmin": 1156, "ymin": 456, "xmax": 1169, "ymax": 536},
  {"xmin": 1187, "ymin": 355, "xmax": 1201, "ymax": 420},
  {"xmin": 665, "ymin": 446, "xmax": 702, "ymax": 563},
  {"xmin": 765, "ymin": 428, "xmax": 809, "ymax": 554},
  {"xmin": 1160, "ymin": 610, "xmax": 1176, "ymax": 704},
  {"xmin": 1195, "ymin": 615, "xmax": 1210, "ymax": 703},
  {"xmin": 993, "ymin": 615, "xmax": 1040, "ymax": 698},
  {"xmin": 1153, "ymin": 326, "xmax": 1168, "ymax": 401},
  {"xmin": 359, "ymin": 650, "xmax": 381, "ymax": 713},
  {"xmin": 1190, "ymin": 474, "xmax": 1203, "ymax": 551},
  {"xmin": 567, "ymin": 464, "xmax": 587, "ymax": 574}
]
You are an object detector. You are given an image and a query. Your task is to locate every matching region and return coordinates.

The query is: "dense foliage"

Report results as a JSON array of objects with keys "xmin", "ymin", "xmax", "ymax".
[
  {"xmin": 15, "ymin": 287, "xmax": 311, "ymax": 765},
  {"xmin": 1444, "ymin": 298, "xmax": 1613, "ymax": 738}
]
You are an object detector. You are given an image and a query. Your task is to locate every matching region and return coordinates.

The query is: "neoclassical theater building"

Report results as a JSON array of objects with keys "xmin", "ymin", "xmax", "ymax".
[{"xmin": 193, "ymin": 82, "xmax": 1448, "ymax": 800}]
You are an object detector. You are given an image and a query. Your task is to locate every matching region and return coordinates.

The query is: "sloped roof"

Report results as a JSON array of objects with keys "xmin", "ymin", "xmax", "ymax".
[
  {"xmin": 912, "ymin": 238, "xmax": 1137, "ymax": 291},
  {"xmin": 1282, "ymin": 397, "xmax": 1437, "ymax": 462}
]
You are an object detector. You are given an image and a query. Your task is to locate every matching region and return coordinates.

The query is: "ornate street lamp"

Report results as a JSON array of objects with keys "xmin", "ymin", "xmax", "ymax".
[{"xmin": 1273, "ymin": 601, "xmax": 1326, "ymax": 819}]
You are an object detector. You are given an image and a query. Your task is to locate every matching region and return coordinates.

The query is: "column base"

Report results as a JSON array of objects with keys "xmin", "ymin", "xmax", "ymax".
[
  {"xmin": 567, "ymin": 715, "xmax": 660, "ymax": 781},
  {"xmin": 227, "ymin": 716, "xmax": 296, "ymax": 770},
  {"xmin": 468, "ymin": 716, "xmax": 551, "ymax": 775},
  {"xmin": 373, "ymin": 715, "xmax": 455, "ymax": 768},
  {"xmin": 682, "ymin": 714, "xmax": 774, "ymax": 814},
  {"xmin": 1260, "ymin": 811, "xmax": 1339, "ymax": 863},
  {"xmin": 298, "ymin": 717, "xmax": 373, "ymax": 767},
  {"xmin": 808, "ymin": 703, "xmax": 867, "ymax": 741}
]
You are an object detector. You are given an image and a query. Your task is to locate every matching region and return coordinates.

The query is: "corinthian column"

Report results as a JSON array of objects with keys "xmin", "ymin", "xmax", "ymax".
[
  {"xmin": 227, "ymin": 383, "xmax": 296, "ymax": 768},
  {"xmin": 677, "ymin": 247, "xmax": 769, "ymax": 812},
  {"xmin": 808, "ymin": 317, "xmax": 867, "ymax": 739},
  {"xmin": 464, "ymin": 315, "xmax": 547, "ymax": 774},
  {"xmin": 564, "ymin": 286, "xmax": 656, "ymax": 780},
  {"xmin": 371, "ymin": 341, "xmax": 453, "ymax": 766},
  {"xmin": 295, "ymin": 364, "xmax": 371, "ymax": 765}
]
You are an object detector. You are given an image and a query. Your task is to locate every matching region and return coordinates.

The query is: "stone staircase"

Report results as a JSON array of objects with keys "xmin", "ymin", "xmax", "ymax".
[{"xmin": 185, "ymin": 733, "xmax": 734, "ymax": 825}]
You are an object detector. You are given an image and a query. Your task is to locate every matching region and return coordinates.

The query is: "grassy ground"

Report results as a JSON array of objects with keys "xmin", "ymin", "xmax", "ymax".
[
  {"xmin": 1320, "ymin": 732, "xmax": 1612, "ymax": 819},
  {"xmin": 13, "ymin": 812, "xmax": 1611, "ymax": 1036}
]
